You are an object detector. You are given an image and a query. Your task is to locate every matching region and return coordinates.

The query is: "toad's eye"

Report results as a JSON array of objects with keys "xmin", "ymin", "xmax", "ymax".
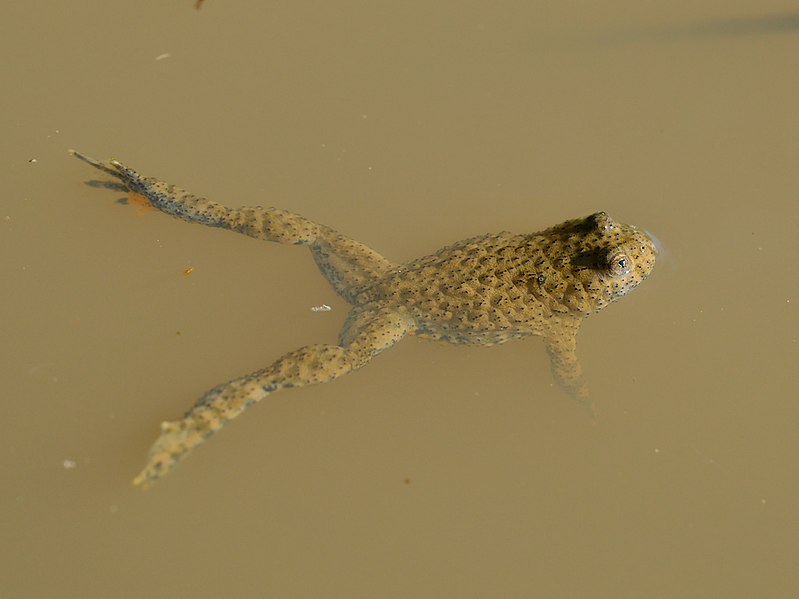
[{"xmin": 607, "ymin": 252, "xmax": 630, "ymax": 276}]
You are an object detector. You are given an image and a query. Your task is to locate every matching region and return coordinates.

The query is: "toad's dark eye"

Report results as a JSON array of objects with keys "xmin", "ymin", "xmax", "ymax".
[
  {"xmin": 536, "ymin": 274, "xmax": 546, "ymax": 285},
  {"xmin": 607, "ymin": 252, "xmax": 630, "ymax": 276}
]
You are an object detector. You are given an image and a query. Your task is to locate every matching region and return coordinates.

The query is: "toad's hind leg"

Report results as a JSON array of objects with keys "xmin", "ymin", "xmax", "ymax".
[
  {"xmin": 133, "ymin": 307, "xmax": 413, "ymax": 488},
  {"xmin": 70, "ymin": 150, "xmax": 395, "ymax": 303}
]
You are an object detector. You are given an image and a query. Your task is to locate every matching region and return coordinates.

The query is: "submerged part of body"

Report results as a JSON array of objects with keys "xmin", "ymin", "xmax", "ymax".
[{"xmin": 70, "ymin": 150, "xmax": 657, "ymax": 488}]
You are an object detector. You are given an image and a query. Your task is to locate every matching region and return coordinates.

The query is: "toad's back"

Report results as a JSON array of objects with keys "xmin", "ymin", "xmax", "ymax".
[{"xmin": 367, "ymin": 212, "xmax": 656, "ymax": 346}]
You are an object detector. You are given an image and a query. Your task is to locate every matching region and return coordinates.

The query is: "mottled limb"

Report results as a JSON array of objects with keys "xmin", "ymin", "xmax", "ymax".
[
  {"xmin": 70, "ymin": 150, "xmax": 394, "ymax": 302},
  {"xmin": 543, "ymin": 323, "xmax": 593, "ymax": 412},
  {"xmin": 133, "ymin": 307, "xmax": 413, "ymax": 488}
]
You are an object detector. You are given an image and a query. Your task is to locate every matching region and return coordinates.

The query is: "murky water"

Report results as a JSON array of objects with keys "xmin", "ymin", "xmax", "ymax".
[{"xmin": 2, "ymin": 2, "xmax": 798, "ymax": 597}]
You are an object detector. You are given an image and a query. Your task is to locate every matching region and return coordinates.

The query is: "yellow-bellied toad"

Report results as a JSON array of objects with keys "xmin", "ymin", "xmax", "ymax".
[{"xmin": 71, "ymin": 150, "xmax": 657, "ymax": 487}]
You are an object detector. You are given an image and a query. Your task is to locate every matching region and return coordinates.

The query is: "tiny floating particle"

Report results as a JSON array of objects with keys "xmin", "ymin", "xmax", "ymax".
[
  {"xmin": 63, "ymin": 459, "xmax": 77, "ymax": 470},
  {"xmin": 183, "ymin": 266, "xmax": 194, "ymax": 276},
  {"xmin": 310, "ymin": 304, "xmax": 332, "ymax": 312}
]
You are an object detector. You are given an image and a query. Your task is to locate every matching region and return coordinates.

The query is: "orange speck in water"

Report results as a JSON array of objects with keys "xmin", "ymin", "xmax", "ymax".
[{"xmin": 183, "ymin": 267, "xmax": 194, "ymax": 276}]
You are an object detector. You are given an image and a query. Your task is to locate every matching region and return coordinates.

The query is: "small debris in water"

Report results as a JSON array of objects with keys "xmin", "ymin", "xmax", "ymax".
[
  {"xmin": 311, "ymin": 304, "xmax": 332, "ymax": 312},
  {"xmin": 63, "ymin": 459, "xmax": 77, "ymax": 470}
]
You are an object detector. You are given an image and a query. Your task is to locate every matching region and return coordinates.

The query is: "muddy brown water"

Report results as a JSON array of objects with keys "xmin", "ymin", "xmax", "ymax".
[{"xmin": 2, "ymin": 2, "xmax": 798, "ymax": 597}]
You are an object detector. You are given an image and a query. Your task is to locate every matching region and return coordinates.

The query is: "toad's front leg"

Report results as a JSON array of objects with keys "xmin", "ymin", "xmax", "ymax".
[{"xmin": 543, "ymin": 322, "xmax": 592, "ymax": 411}]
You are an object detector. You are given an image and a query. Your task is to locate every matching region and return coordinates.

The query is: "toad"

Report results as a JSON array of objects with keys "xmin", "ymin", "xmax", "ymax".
[{"xmin": 71, "ymin": 150, "xmax": 657, "ymax": 487}]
